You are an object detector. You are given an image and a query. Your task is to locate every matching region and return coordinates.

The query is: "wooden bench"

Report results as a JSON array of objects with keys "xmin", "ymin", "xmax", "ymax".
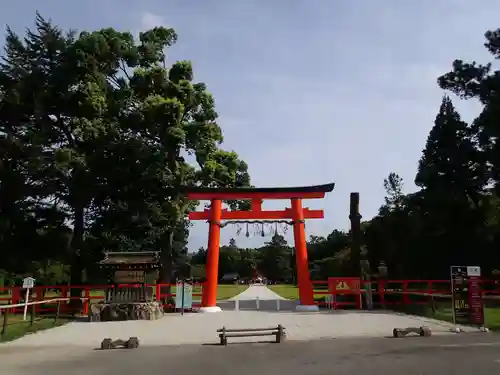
[{"xmin": 217, "ymin": 325, "xmax": 286, "ymax": 345}]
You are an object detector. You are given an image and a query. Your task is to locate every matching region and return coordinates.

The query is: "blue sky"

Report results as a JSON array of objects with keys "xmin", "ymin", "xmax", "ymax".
[{"xmin": 1, "ymin": 0, "xmax": 496, "ymax": 250}]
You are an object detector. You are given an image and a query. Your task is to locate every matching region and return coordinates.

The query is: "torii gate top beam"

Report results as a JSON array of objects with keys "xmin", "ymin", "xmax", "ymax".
[{"xmin": 183, "ymin": 182, "xmax": 335, "ymax": 201}]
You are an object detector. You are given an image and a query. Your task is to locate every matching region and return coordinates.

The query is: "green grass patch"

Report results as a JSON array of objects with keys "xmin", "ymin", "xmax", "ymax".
[
  {"xmin": 408, "ymin": 306, "xmax": 500, "ymax": 330},
  {"xmin": 383, "ymin": 293, "xmax": 500, "ymax": 331},
  {"xmin": 268, "ymin": 284, "xmax": 330, "ymax": 300},
  {"xmin": 216, "ymin": 284, "xmax": 248, "ymax": 300},
  {"xmin": 0, "ymin": 314, "xmax": 70, "ymax": 342},
  {"xmin": 268, "ymin": 284, "xmax": 299, "ymax": 299}
]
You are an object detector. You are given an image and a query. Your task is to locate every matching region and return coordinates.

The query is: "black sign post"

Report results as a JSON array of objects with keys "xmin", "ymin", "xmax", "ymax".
[{"xmin": 450, "ymin": 266, "xmax": 469, "ymax": 325}]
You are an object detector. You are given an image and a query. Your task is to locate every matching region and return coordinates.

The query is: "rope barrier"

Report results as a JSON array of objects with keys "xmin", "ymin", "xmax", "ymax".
[{"xmin": 0, "ymin": 297, "xmax": 89, "ymax": 310}]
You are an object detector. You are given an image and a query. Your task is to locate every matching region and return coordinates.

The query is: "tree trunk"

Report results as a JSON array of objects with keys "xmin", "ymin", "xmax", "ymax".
[
  {"xmin": 158, "ymin": 229, "xmax": 174, "ymax": 282},
  {"xmin": 69, "ymin": 204, "xmax": 85, "ymax": 312},
  {"xmin": 158, "ymin": 229, "xmax": 175, "ymax": 308},
  {"xmin": 350, "ymin": 192, "xmax": 373, "ymax": 309},
  {"xmin": 157, "ymin": 148, "xmax": 182, "ymax": 307}
]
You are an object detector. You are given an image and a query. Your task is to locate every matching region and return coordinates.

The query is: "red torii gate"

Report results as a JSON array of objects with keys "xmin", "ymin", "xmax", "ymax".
[{"xmin": 186, "ymin": 183, "xmax": 335, "ymax": 312}]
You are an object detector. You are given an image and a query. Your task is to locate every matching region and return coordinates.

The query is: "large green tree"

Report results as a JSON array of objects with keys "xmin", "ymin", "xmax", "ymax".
[
  {"xmin": 0, "ymin": 14, "xmax": 251, "ymax": 288},
  {"xmin": 109, "ymin": 29, "xmax": 251, "ymax": 282},
  {"xmin": 415, "ymin": 96, "xmax": 488, "ymax": 203},
  {"xmin": 0, "ymin": 14, "xmax": 106, "ymax": 285},
  {"xmin": 437, "ymin": 30, "xmax": 500, "ymax": 191}
]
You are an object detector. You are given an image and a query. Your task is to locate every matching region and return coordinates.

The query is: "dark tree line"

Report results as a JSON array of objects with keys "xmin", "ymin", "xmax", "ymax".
[
  {"xmin": 189, "ymin": 230, "xmax": 351, "ymax": 283},
  {"xmin": 2, "ymin": 15, "xmax": 500, "ymax": 286}
]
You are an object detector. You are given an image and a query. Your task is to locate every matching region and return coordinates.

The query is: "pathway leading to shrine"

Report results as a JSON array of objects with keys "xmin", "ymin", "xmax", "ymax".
[{"xmin": 228, "ymin": 284, "xmax": 287, "ymax": 301}]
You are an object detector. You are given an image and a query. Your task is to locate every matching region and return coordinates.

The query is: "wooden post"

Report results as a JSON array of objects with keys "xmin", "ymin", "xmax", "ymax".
[
  {"xmin": 11, "ymin": 286, "xmax": 19, "ymax": 313},
  {"xmin": 155, "ymin": 283, "xmax": 161, "ymax": 302},
  {"xmin": 83, "ymin": 288, "xmax": 90, "ymax": 316},
  {"xmin": 350, "ymin": 192, "xmax": 373, "ymax": 309},
  {"xmin": 1, "ymin": 302, "xmax": 9, "ymax": 340},
  {"xmin": 30, "ymin": 302, "xmax": 35, "ymax": 326},
  {"xmin": 55, "ymin": 300, "xmax": 61, "ymax": 324}
]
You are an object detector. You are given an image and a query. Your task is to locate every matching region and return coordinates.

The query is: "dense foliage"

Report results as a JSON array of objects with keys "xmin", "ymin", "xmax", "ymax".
[
  {"xmin": 2, "ymin": 15, "xmax": 500, "ymax": 285},
  {"xmin": 0, "ymin": 14, "xmax": 250, "ymax": 286}
]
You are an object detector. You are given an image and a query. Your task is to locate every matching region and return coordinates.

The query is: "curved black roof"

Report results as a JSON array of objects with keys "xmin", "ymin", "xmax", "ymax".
[
  {"xmin": 183, "ymin": 182, "xmax": 335, "ymax": 194},
  {"xmin": 98, "ymin": 251, "xmax": 160, "ymax": 266}
]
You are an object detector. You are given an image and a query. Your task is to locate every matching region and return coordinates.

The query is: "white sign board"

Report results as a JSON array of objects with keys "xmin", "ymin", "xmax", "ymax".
[
  {"xmin": 22, "ymin": 277, "xmax": 35, "ymax": 289},
  {"xmin": 21, "ymin": 277, "xmax": 35, "ymax": 321},
  {"xmin": 467, "ymin": 266, "xmax": 481, "ymax": 277}
]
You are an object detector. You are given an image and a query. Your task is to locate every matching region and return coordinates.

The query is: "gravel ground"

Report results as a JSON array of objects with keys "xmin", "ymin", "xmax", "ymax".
[
  {"xmin": 0, "ymin": 285, "xmax": 481, "ymax": 349},
  {"xmin": 0, "ymin": 309, "xmax": 481, "ymax": 348},
  {"xmin": 0, "ymin": 282, "xmax": 484, "ymax": 375}
]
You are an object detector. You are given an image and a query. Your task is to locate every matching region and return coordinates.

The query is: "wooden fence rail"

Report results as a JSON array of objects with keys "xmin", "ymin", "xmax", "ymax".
[
  {"xmin": 0, "ymin": 297, "xmax": 79, "ymax": 341},
  {"xmin": 1, "ymin": 279, "xmax": 499, "ymax": 313}
]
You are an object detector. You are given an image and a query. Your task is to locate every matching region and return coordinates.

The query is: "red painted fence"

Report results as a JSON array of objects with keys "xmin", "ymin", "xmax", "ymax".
[
  {"xmin": 311, "ymin": 279, "xmax": 500, "ymax": 309},
  {"xmin": 1, "ymin": 279, "xmax": 499, "ymax": 314},
  {"xmin": 0, "ymin": 283, "xmax": 204, "ymax": 315}
]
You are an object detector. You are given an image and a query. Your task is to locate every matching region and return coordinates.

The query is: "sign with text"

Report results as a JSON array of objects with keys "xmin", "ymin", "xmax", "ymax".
[
  {"xmin": 328, "ymin": 277, "xmax": 361, "ymax": 295},
  {"xmin": 328, "ymin": 277, "xmax": 362, "ymax": 309},
  {"xmin": 21, "ymin": 277, "xmax": 35, "ymax": 321},
  {"xmin": 22, "ymin": 277, "xmax": 35, "ymax": 289},
  {"xmin": 175, "ymin": 281, "xmax": 193, "ymax": 310},
  {"xmin": 450, "ymin": 266, "xmax": 484, "ymax": 326},
  {"xmin": 467, "ymin": 267, "xmax": 484, "ymax": 325},
  {"xmin": 450, "ymin": 266, "xmax": 469, "ymax": 325}
]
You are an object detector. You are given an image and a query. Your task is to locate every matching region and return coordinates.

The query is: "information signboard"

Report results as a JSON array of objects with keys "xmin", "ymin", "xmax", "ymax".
[
  {"xmin": 467, "ymin": 266, "xmax": 484, "ymax": 325},
  {"xmin": 450, "ymin": 266, "xmax": 484, "ymax": 326},
  {"xmin": 175, "ymin": 281, "xmax": 193, "ymax": 311},
  {"xmin": 450, "ymin": 266, "xmax": 469, "ymax": 325}
]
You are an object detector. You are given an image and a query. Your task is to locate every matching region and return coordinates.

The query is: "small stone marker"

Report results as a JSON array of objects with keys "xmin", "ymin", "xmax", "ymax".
[
  {"xmin": 100, "ymin": 336, "xmax": 140, "ymax": 349},
  {"xmin": 392, "ymin": 326, "xmax": 431, "ymax": 338}
]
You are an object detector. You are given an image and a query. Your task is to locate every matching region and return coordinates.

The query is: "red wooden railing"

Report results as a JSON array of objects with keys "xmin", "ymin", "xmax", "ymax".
[
  {"xmin": 1, "ymin": 279, "xmax": 499, "ymax": 314},
  {"xmin": 311, "ymin": 279, "xmax": 500, "ymax": 309},
  {"xmin": 0, "ymin": 283, "xmax": 205, "ymax": 315}
]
